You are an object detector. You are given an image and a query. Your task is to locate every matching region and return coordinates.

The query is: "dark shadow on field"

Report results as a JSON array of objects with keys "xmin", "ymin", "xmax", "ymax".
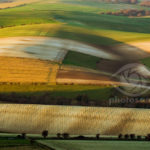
[
  {"xmin": 103, "ymin": 111, "xmax": 133, "ymax": 135},
  {"xmin": 52, "ymin": 25, "xmax": 150, "ymax": 75},
  {"xmin": 52, "ymin": 11, "xmax": 150, "ymax": 34},
  {"xmin": 0, "ymin": 86, "xmax": 113, "ymax": 106}
]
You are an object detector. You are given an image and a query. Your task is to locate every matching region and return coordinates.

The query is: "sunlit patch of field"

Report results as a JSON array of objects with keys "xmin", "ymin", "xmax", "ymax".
[
  {"xmin": 0, "ymin": 104, "xmax": 150, "ymax": 135},
  {"xmin": 126, "ymin": 41, "xmax": 150, "ymax": 53},
  {"xmin": 0, "ymin": 37, "xmax": 68, "ymax": 62},
  {"xmin": 0, "ymin": 0, "xmax": 41, "ymax": 9},
  {"xmin": 0, "ymin": 24, "xmax": 150, "ymax": 45},
  {"xmin": 0, "ymin": 56, "xmax": 59, "ymax": 84}
]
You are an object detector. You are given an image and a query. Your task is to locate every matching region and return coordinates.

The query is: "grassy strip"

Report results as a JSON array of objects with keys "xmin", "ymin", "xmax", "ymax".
[
  {"xmin": 37, "ymin": 140, "xmax": 150, "ymax": 150},
  {"xmin": 0, "ymin": 139, "xmax": 30, "ymax": 147},
  {"xmin": 0, "ymin": 84, "xmax": 113, "ymax": 101},
  {"xmin": 0, "ymin": 146, "xmax": 45, "ymax": 150}
]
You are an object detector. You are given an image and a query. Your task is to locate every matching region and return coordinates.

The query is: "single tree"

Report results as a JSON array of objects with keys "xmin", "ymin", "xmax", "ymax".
[
  {"xmin": 57, "ymin": 133, "xmax": 61, "ymax": 139},
  {"xmin": 137, "ymin": 135, "xmax": 142, "ymax": 140},
  {"xmin": 42, "ymin": 130, "xmax": 48, "ymax": 139},
  {"xmin": 118, "ymin": 133, "xmax": 123, "ymax": 139},
  {"xmin": 96, "ymin": 134, "xmax": 100, "ymax": 140},
  {"xmin": 22, "ymin": 133, "xmax": 26, "ymax": 139},
  {"xmin": 62, "ymin": 133, "xmax": 69, "ymax": 139},
  {"xmin": 130, "ymin": 134, "xmax": 135, "ymax": 140},
  {"xmin": 124, "ymin": 134, "xmax": 129, "ymax": 140}
]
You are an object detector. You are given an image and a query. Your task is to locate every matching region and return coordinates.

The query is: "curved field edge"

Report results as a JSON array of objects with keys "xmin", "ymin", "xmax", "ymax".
[
  {"xmin": 0, "ymin": 104, "xmax": 150, "ymax": 135},
  {"xmin": 0, "ymin": 24, "xmax": 150, "ymax": 46}
]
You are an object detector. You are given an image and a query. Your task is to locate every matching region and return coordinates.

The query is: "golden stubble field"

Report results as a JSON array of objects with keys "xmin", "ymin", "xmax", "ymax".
[
  {"xmin": 0, "ymin": 56, "xmax": 59, "ymax": 84},
  {"xmin": 0, "ymin": 104, "xmax": 150, "ymax": 135},
  {"xmin": 0, "ymin": 56, "xmax": 115, "ymax": 85}
]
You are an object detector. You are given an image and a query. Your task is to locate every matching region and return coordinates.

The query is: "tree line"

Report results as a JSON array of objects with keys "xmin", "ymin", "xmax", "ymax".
[
  {"xmin": 101, "ymin": 9, "xmax": 150, "ymax": 17},
  {"xmin": 87, "ymin": 0, "xmax": 138, "ymax": 4},
  {"xmin": 17, "ymin": 131, "xmax": 150, "ymax": 141},
  {"xmin": 1, "ymin": 90, "xmax": 150, "ymax": 108}
]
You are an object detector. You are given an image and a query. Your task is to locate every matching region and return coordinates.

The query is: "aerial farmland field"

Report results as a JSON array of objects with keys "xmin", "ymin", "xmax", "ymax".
[
  {"xmin": 0, "ymin": 0, "xmax": 150, "ymax": 149},
  {"xmin": 0, "ymin": 104, "xmax": 150, "ymax": 135}
]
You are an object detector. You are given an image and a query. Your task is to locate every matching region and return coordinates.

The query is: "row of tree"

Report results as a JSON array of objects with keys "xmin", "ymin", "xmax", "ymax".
[
  {"xmin": 18, "ymin": 131, "xmax": 150, "ymax": 141},
  {"xmin": 0, "ymin": 92, "xmax": 107, "ymax": 107},
  {"xmin": 101, "ymin": 9, "xmax": 150, "ymax": 17},
  {"xmin": 1, "ymin": 91, "xmax": 150, "ymax": 108},
  {"xmin": 89, "ymin": 0, "xmax": 138, "ymax": 4}
]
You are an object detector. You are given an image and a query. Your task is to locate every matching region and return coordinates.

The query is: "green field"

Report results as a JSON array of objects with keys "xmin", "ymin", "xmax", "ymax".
[
  {"xmin": 0, "ymin": 139, "xmax": 30, "ymax": 147},
  {"xmin": 0, "ymin": 84, "xmax": 113, "ymax": 101},
  {"xmin": 38, "ymin": 140, "xmax": 150, "ymax": 150},
  {"xmin": 63, "ymin": 51, "xmax": 100, "ymax": 69},
  {"xmin": 0, "ymin": 1, "xmax": 150, "ymax": 44},
  {"xmin": 0, "ymin": 147, "xmax": 45, "ymax": 150},
  {"xmin": 0, "ymin": 138, "xmax": 45, "ymax": 150},
  {"xmin": 141, "ymin": 57, "xmax": 150, "ymax": 68}
]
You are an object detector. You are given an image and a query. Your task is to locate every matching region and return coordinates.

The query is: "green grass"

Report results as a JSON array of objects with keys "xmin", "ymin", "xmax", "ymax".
[
  {"xmin": 0, "ymin": 84, "xmax": 113, "ymax": 100},
  {"xmin": 0, "ymin": 139, "xmax": 30, "ymax": 147},
  {"xmin": 63, "ymin": 51, "xmax": 100, "ymax": 69},
  {"xmin": 0, "ymin": 146, "xmax": 45, "ymax": 150},
  {"xmin": 62, "ymin": 0, "xmax": 150, "ymax": 11},
  {"xmin": 0, "ymin": 138, "xmax": 44, "ymax": 150},
  {"xmin": 0, "ymin": 0, "xmax": 149, "ymax": 47},
  {"xmin": 141, "ymin": 57, "xmax": 150, "ymax": 69},
  {"xmin": 0, "ymin": 23, "xmax": 149, "ymax": 45},
  {"xmin": 37, "ymin": 140, "xmax": 150, "ymax": 150},
  {"xmin": 0, "ymin": 0, "xmax": 150, "ymax": 33}
]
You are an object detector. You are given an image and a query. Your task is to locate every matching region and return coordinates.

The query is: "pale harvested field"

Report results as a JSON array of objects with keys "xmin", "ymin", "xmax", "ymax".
[
  {"xmin": 0, "ymin": 56, "xmax": 59, "ymax": 84},
  {"xmin": 0, "ymin": 104, "xmax": 150, "ymax": 135},
  {"xmin": 0, "ymin": 37, "xmax": 68, "ymax": 63},
  {"xmin": 0, "ymin": 37, "xmax": 118, "ymax": 61},
  {"xmin": 126, "ymin": 41, "xmax": 150, "ymax": 54},
  {"xmin": 110, "ymin": 42, "xmax": 150, "ymax": 61},
  {"xmin": 0, "ymin": 0, "xmax": 40, "ymax": 9}
]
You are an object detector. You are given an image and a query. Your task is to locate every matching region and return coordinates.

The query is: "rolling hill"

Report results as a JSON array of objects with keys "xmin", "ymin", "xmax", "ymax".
[{"xmin": 0, "ymin": 0, "xmax": 149, "ymax": 104}]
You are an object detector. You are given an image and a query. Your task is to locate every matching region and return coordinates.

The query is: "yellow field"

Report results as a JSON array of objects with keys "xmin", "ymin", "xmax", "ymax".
[
  {"xmin": 0, "ymin": 104, "xmax": 150, "ymax": 136},
  {"xmin": 0, "ymin": 0, "xmax": 40, "ymax": 9},
  {"xmin": 0, "ymin": 56, "xmax": 59, "ymax": 84}
]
